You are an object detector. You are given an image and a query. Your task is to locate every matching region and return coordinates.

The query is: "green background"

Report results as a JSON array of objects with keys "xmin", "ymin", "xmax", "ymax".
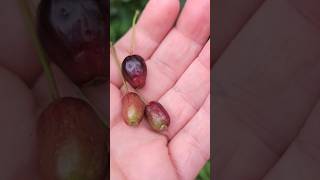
[{"xmin": 110, "ymin": 0, "xmax": 210, "ymax": 179}]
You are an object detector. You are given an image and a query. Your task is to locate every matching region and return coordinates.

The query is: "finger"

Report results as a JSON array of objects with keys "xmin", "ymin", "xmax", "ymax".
[
  {"xmin": 169, "ymin": 95, "xmax": 210, "ymax": 180},
  {"xmin": 213, "ymin": 0, "xmax": 265, "ymax": 59},
  {"xmin": 0, "ymin": 66, "xmax": 38, "ymax": 179},
  {"xmin": 110, "ymin": 0, "xmax": 180, "ymax": 87},
  {"xmin": 0, "ymin": 0, "xmax": 41, "ymax": 85},
  {"xmin": 110, "ymin": 83, "xmax": 121, "ymax": 128},
  {"xmin": 263, "ymin": 99, "xmax": 320, "ymax": 180},
  {"xmin": 155, "ymin": 41, "xmax": 210, "ymax": 138},
  {"xmin": 176, "ymin": 0, "xmax": 210, "ymax": 44},
  {"xmin": 214, "ymin": 0, "xmax": 320, "ymax": 178},
  {"xmin": 137, "ymin": 0, "xmax": 210, "ymax": 101}
]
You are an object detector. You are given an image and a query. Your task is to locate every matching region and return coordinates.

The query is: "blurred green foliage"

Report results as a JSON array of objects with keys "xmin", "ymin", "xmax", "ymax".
[
  {"xmin": 196, "ymin": 161, "xmax": 211, "ymax": 180},
  {"xmin": 110, "ymin": 0, "xmax": 148, "ymax": 42},
  {"xmin": 110, "ymin": 0, "xmax": 186, "ymax": 42},
  {"xmin": 110, "ymin": 1, "xmax": 210, "ymax": 179}
]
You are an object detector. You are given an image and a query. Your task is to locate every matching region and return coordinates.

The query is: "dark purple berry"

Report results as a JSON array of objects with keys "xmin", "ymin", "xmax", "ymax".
[
  {"xmin": 145, "ymin": 101, "xmax": 170, "ymax": 132},
  {"xmin": 122, "ymin": 55, "xmax": 147, "ymax": 89},
  {"xmin": 37, "ymin": 0, "xmax": 107, "ymax": 85},
  {"xmin": 122, "ymin": 92, "xmax": 145, "ymax": 126}
]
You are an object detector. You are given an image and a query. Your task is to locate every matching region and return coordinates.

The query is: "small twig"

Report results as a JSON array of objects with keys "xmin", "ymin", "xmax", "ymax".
[
  {"xmin": 133, "ymin": 89, "xmax": 148, "ymax": 105},
  {"xmin": 129, "ymin": 10, "xmax": 140, "ymax": 55},
  {"xmin": 110, "ymin": 42, "xmax": 129, "ymax": 92},
  {"xmin": 18, "ymin": 0, "xmax": 60, "ymax": 100}
]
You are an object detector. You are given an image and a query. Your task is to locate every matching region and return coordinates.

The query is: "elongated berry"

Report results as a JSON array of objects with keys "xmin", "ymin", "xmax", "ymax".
[
  {"xmin": 122, "ymin": 92, "xmax": 145, "ymax": 126},
  {"xmin": 122, "ymin": 55, "xmax": 147, "ymax": 89},
  {"xmin": 37, "ymin": 0, "xmax": 107, "ymax": 85},
  {"xmin": 37, "ymin": 97, "xmax": 107, "ymax": 180},
  {"xmin": 145, "ymin": 101, "xmax": 170, "ymax": 132}
]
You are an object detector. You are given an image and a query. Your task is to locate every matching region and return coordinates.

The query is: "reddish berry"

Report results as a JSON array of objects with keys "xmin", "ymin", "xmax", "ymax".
[
  {"xmin": 122, "ymin": 92, "xmax": 145, "ymax": 126},
  {"xmin": 145, "ymin": 101, "xmax": 170, "ymax": 132},
  {"xmin": 122, "ymin": 55, "xmax": 147, "ymax": 89},
  {"xmin": 37, "ymin": 0, "xmax": 107, "ymax": 85},
  {"xmin": 37, "ymin": 97, "xmax": 107, "ymax": 180}
]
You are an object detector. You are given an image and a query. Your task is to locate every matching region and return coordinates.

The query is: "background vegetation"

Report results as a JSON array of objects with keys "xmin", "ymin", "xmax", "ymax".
[{"xmin": 110, "ymin": 0, "xmax": 210, "ymax": 179}]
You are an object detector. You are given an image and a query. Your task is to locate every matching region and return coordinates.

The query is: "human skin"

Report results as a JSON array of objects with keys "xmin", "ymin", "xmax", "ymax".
[
  {"xmin": 110, "ymin": 0, "xmax": 210, "ymax": 179},
  {"xmin": 0, "ymin": 0, "xmax": 210, "ymax": 180},
  {"xmin": 214, "ymin": 0, "xmax": 320, "ymax": 179}
]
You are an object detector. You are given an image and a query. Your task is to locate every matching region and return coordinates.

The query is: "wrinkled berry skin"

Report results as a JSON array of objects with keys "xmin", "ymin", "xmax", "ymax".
[
  {"xmin": 145, "ymin": 101, "xmax": 170, "ymax": 132},
  {"xmin": 122, "ymin": 55, "xmax": 147, "ymax": 89},
  {"xmin": 37, "ymin": 97, "xmax": 107, "ymax": 180},
  {"xmin": 122, "ymin": 92, "xmax": 145, "ymax": 126},
  {"xmin": 37, "ymin": 0, "xmax": 107, "ymax": 85}
]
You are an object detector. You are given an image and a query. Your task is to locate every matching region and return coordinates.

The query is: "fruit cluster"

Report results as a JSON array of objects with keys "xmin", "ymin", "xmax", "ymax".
[
  {"xmin": 111, "ymin": 10, "xmax": 171, "ymax": 133},
  {"xmin": 120, "ymin": 53, "xmax": 171, "ymax": 132},
  {"xmin": 29, "ymin": 0, "xmax": 168, "ymax": 178}
]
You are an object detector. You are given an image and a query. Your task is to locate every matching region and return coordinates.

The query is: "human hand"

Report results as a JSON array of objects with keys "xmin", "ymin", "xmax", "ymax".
[
  {"xmin": 0, "ymin": 0, "xmax": 107, "ymax": 179},
  {"xmin": 214, "ymin": 0, "xmax": 320, "ymax": 179},
  {"xmin": 110, "ymin": 0, "xmax": 210, "ymax": 179}
]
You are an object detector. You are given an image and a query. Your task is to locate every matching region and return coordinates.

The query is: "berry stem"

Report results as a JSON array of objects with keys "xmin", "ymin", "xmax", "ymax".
[
  {"xmin": 18, "ymin": 0, "xmax": 60, "ymax": 100},
  {"xmin": 110, "ymin": 42, "xmax": 129, "ymax": 92},
  {"xmin": 110, "ymin": 43, "xmax": 148, "ymax": 105},
  {"xmin": 132, "ymin": 89, "xmax": 148, "ymax": 105},
  {"xmin": 130, "ymin": 10, "xmax": 140, "ymax": 55}
]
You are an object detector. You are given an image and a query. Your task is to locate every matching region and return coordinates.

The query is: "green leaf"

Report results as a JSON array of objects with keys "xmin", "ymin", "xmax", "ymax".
[{"xmin": 196, "ymin": 161, "xmax": 211, "ymax": 180}]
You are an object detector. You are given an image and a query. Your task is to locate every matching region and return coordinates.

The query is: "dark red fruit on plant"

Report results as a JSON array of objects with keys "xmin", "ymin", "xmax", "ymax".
[
  {"xmin": 122, "ymin": 55, "xmax": 147, "ymax": 89},
  {"xmin": 37, "ymin": 0, "xmax": 107, "ymax": 85},
  {"xmin": 37, "ymin": 97, "xmax": 107, "ymax": 180},
  {"xmin": 122, "ymin": 92, "xmax": 145, "ymax": 126},
  {"xmin": 145, "ymin": 101, "xmax": 170, "ymax": 132}
]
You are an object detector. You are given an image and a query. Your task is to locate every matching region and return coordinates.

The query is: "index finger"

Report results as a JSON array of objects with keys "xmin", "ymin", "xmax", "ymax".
[{"xmin": 110, "ymin": 0, "xmax": 181, "ymax": 87}]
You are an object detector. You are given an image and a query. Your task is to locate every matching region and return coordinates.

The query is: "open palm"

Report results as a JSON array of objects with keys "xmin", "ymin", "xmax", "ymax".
[
  {"xmin": 110, "ymin": 0, "xmax": 210, "ymax": 179},
  {"xmin": 214, "ymin": 0, "xmax": 320, "ymax": 179}
]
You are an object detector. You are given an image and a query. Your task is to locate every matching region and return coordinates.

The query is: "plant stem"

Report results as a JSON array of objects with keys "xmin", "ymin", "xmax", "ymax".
[
  {"xmin": 132, "ymin": 89, "xmax": 148, "ymax": 105},
  {"xmin": 18, "ymin": 0, "xmax": 60, "ymax": 100},
  {"xmin": 130, "ymin": 10, "xmax": 140, "ymax": 55},
  {"xmin": 110, "ymin": 42, "xmax": 128, "ymax": 92}
]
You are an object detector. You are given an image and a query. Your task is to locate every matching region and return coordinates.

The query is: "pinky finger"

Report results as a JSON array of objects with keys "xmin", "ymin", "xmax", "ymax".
[{"xmin": 169, "ymin": 95, "xmax": 210, "ymax": 180}]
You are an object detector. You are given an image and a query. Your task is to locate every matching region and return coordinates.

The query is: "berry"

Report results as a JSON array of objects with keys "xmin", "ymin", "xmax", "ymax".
[
  {"xmin": 122, "ymin": 92, "xmax": 145, "ymax": 126},
  {"xmin": 37, "ymin": 97, "xmax": 107, "ymax": 180},
  {"xmin": 145, "ymin": 101, "xmax": 170, "ymax": 132},
  {"xmin": 122, "ymin": 55, "xmax": 147, "ymax": 89},
  {"xmin": 37, "ymin": 0, "xmax": 107, "ymax": 85}
]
